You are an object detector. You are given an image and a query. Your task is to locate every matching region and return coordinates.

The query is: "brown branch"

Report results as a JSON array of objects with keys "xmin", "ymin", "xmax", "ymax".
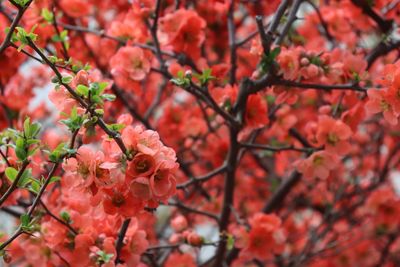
[
  {"xmin": 0, "ymin": 228, "xmax": 24, "ymax": 251},
  {"xmin": 366, "ymin": 40, "xmax": 400, "ymax": 69},
  {"xmin": 176, "ymin": 164, "xmax": 227, "ymax": 189},
  {"xmin": 274, "ymin": 79, "xmax": 367, "ymax": 92},
  {"xmin": 114, "ymin": 218, "xmax": 131, "ymax": 264},
  {"xmin": 51, "ymin": 4, "xmax": 70, "ymax": 60},
  {"xmin": 40, "ymin": 200, "xmax": 78, "ymax": 235},
  {"xmin": 262, "ymin": 171, "xmax": 302, "ymax": 213},
  {"xmin": 227, "ymin": 0, "xmax": 237, "ymax": 85},
  {"xmin": 0, "ymin": 0, "xmax": 33, "ymax": 55},
  {"xmin": 167, "ymin": 201, "xmax": 219, "ymax": 221},
  {"xmin": 374, "ymin": 233, "xmax": 398, "ymax": 267},
  {"xmin": 0, "ymin": 160, "xmax": 30, "ymax": 207},
  {"xmin": 27, "ymin": 38, "xmax": 130, "ymax": 158},
  {"xmin": 240, "ymin": 142, "xmax": 313, "ymax": 153},
  {"xmin": 275, "ymin": 0, "xmax": 303, "ymax": 45},
  {"xmin": 351, "ymin": 0, "xmax": 393, "ymax": 33},
  {"xmin": 0, "ymin": 148, "xmax": 11, "ymax": 166},
  {"xmin": 212, "ymin": 127, "xmax": 240, "ymax": 267}
]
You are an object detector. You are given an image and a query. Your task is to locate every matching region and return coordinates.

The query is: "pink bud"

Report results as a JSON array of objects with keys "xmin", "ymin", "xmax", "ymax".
[
  {"xmin": 251, "ymin": 69, "xmax": 261, "ymax": 79},
  {"xmin": 75, "ymin": 70, "xmax": 89, "ymax": 86},
  {"xmin": 182, "ymin": 230, "xmax": 191, "ymax": 239},
  {"xmin": 185, "ymin": 70, "xmax": 192, "ymax": 77},
  {"xmin": 306, "ymin": 64, "xmax": 319, "ymax": 78},
  {"xmin": 318, "ymin": 105, "xmax": 331, "ymax": 114},
  {"xmin": 308, "ymin": 51, "xmax": 317, "ymax": 57},
  {"xmin": 171, "ymin": 215, "xmax": 188, "ymax": 232},
  {"xmin": 3, "ymin": 252, "xmax": 11, "ymax": 264},
  {"xmin": 187, "ymin": 232, "xmax": 203, "ymax": 246},
  {"xmin": 300, "ymin": 57, "xmax": 309, "ymax": 66},
  {"xmin": 169, "ymin": 233, "xmax": 183, "ymax": 244}
]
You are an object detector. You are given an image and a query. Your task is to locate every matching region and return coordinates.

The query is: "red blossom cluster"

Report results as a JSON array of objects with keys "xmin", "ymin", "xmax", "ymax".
[{"xmin": 1, "ymin": 0, "xmax": 400, "ymax": 266}]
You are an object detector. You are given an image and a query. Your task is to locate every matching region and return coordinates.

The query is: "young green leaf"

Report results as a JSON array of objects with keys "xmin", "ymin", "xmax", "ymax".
[
  {"xmin": 226, "ymin": 234, "xmax": 235, "ymax": 250},
  {"xmin": 101, "ymin": 94, "xmax": 116, "ymax": 101},
  {"xmin": 5, "ymin": 167, "xmax": 18, "ymax": 182},
  {"xmin": 61, "ymin": 76, "xmax": 73, "ymax": 84},
  {"xmin": 76, "ymin": 85, "xmax": 89, "ymax": 96},
  {"xmin": 41, "ymin": 8, "xmax": 54, "ymax": 22},
  {"xmin": 60, "ymin": 211, "xmax": 71, "ymax": 223},
  {"xmin": 20, "ymin": 214, "xmax": 30, "ymax": 228}
]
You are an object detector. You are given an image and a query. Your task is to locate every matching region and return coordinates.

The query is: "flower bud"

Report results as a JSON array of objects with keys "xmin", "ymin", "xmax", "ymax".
[
  {"xmin": 169, "ymin": 233, "xmax": 184, "ymax": 244},
  {"xmin": 306, "ymin": 64, "xmax": 319, "ymax": 78},
  {"xmin": 171, "ymin": 215, "xmax": 188, "ymax": 232},
  {"xmin": 3, "ymin": 252, "xmax": 12, "ymax": 264},
  {"xmin": 318, "ymin": 105, "xmax": 331, "ymax": 114},
  {"xmin": 300, "ymin": 57, "xmax": 309, "ymax": 66},
  {"xmin": 75, "ymin": 70, "xmax": 89, "ymax": 86},
  {"xmin": 187, "ymin": 232, "xmax": 203, "ymax": 247},
  {"xmin": 185, "ymin": 70, "xmax": 192, "ymax": 77}
]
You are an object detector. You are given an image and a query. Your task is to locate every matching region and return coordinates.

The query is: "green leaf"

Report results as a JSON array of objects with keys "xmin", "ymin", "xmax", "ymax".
[
  {"xmin": 29, "ymin": 123, "xmax": 41, "ymax": 138},
  {"xmin": 49, "ymin": 176, "xmax": 61, "ymax": 184},
  {"xmin": 51, "ymin": 76, "xmax": 60, "ymax": 84},
  {"xmin": 83, "ymin": 63, "xmax": 91, "ymax": 71},
  {"xmin": 194, "ymin": 69, "xmax": 216, "ymax": 86},
  {"xmin": 60, "ymin": 30, "xmax": 68, "ymax": 40},
  {"xmin": 266, "ymin": 95, "xmax": 276, "ymax": 105},
  {"xmin": 19, "ymin": 169, "xmax": 32, "ymax": 187},
  {"xmin": 5, "ymin": 167, "xmax": 18, "ymax": 182},
  {"xmin": 108, "ymin": 123, "xmax": 125, "ymax": 132},
  {"xmin": 226, "ymin": 234, "xmax": 235, "ymax": 250},
  {"xmin": 60, "ymin": 211, "xmax": 71, "ymax": 223},
  {"xmin": 259, "ymin": 47, "xmax": 281, "ymax": 74},
  {"xmin": 14, "ymin": 0, "xmax": 30, "ymax": 7},
  {"xmin": 270, "ymin": 47, "xmax": 281, "ymax": 59},
  {"xmin": 26, "ymin": 139, "xmax": 40, "ymax": 146},
  {"xmin": 101, "ymin": 94, "xmax": 116, "ymax": 101},
  {"xmin": 15, "ymin": 137, "xmax": 27, "ymax": 161},
  {"xmin": 49, "ymin": 143, "xmax": 66, "ymax": 163},
  {"xmin": 91, "ymin": 95, "xmax": 103, "ymax": 104},
  {"xmin": 61, "ymin": 76, "xmax": 73, "ymax": 84},
  {"xmin": 51, "ymin": 34, "xmax": 62, "ymax": 42},
  {"xmin": 70, "ymin": 106, "xmax": 78, "ymax": 119},
  {"xmin": 96, "ymin": 251, "xmax": 114, "ymax": 264},
  {"xmin": 95, "ymin": 109, "xmax": 104, "ymax": 115},
  {"xmin": 89, "ymin": 82, "xmax": 101, "ymax": 95},
  {"xmin": 41, "ymin": 8, "xmax": 54, "ymax": 22},
  {"xmin": 170, "ymin": 70, "xmax": 191, "ymax": 88},
  {"xmin": 98, "ymin": 82, "xmax": 108, "ymax": 92},
  {"xmin": 29, "ymin": 179, "xmax": 40, "ymax": 194},
  {"xmin": 23, "ymin": 117, "xmax": 31, "ymax": 135},
  {"xmin": 20, "ymin": 214, "xmax": 30, "ymax": 228},
  {"xmin": 76, "ymin": 84, "xmax": 89, "ymax": 96}
]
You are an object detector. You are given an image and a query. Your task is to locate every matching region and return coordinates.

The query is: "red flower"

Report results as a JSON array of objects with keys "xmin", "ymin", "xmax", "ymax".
[
  {"xmin": 110, "ymin": 46, "xmax": 151, "ymax": 93},
  {"xmin": 315, "ymin": 115, "xmax": 352, "ymax": 155},
  {"xmin": 296, "ymin": 151, "xmax": 340, "ymax": 179},
  {"xmin": 159, "ymin": 9, "xmax": 206, "ymax": 59},
  {"xmin": 366, "ymin": 89, "xmax": 398, "ymax": 125},
  {"xmin": 102, "ymin": 184, "xmax": 144, "ymax": 217},
  {"xmin": 239, "ymin": 213, "xmax": 285, "ymax": 261},
  {"xmin": 245, "ymin": 94, "xmax": 269, "ymax": 129},
  {"xmin": 150, "ymin": 166, "xmax": 176, "ymax": 200},
  {"xmin": 126, "ymin": 153, "xmax": 156, "ymax": 179},
  {"xmin": 165, "ymin": 253, "xmax": 196, "ymax": 267},
  {"xmin": 59, "ymin": 0, "xmax": 91, "ymax": 18}
]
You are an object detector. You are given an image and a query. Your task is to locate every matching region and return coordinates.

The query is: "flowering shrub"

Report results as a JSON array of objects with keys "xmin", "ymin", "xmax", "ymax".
[{"xmin": 1, "ymin": 0, "xmax": 400, "ymax": 266}]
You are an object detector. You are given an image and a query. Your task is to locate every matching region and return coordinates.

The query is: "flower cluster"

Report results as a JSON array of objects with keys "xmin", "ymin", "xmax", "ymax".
[
  {"xmin": 231, "ymin": 213, "xmax": 285, "ymax": 263},
  {"xmin": 62, "ymin": 119, "xmax": 178, "ymax": 219},
  {"xmin": 366, "ymin": 62, "xmax": 400, "ymax": 125}
]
